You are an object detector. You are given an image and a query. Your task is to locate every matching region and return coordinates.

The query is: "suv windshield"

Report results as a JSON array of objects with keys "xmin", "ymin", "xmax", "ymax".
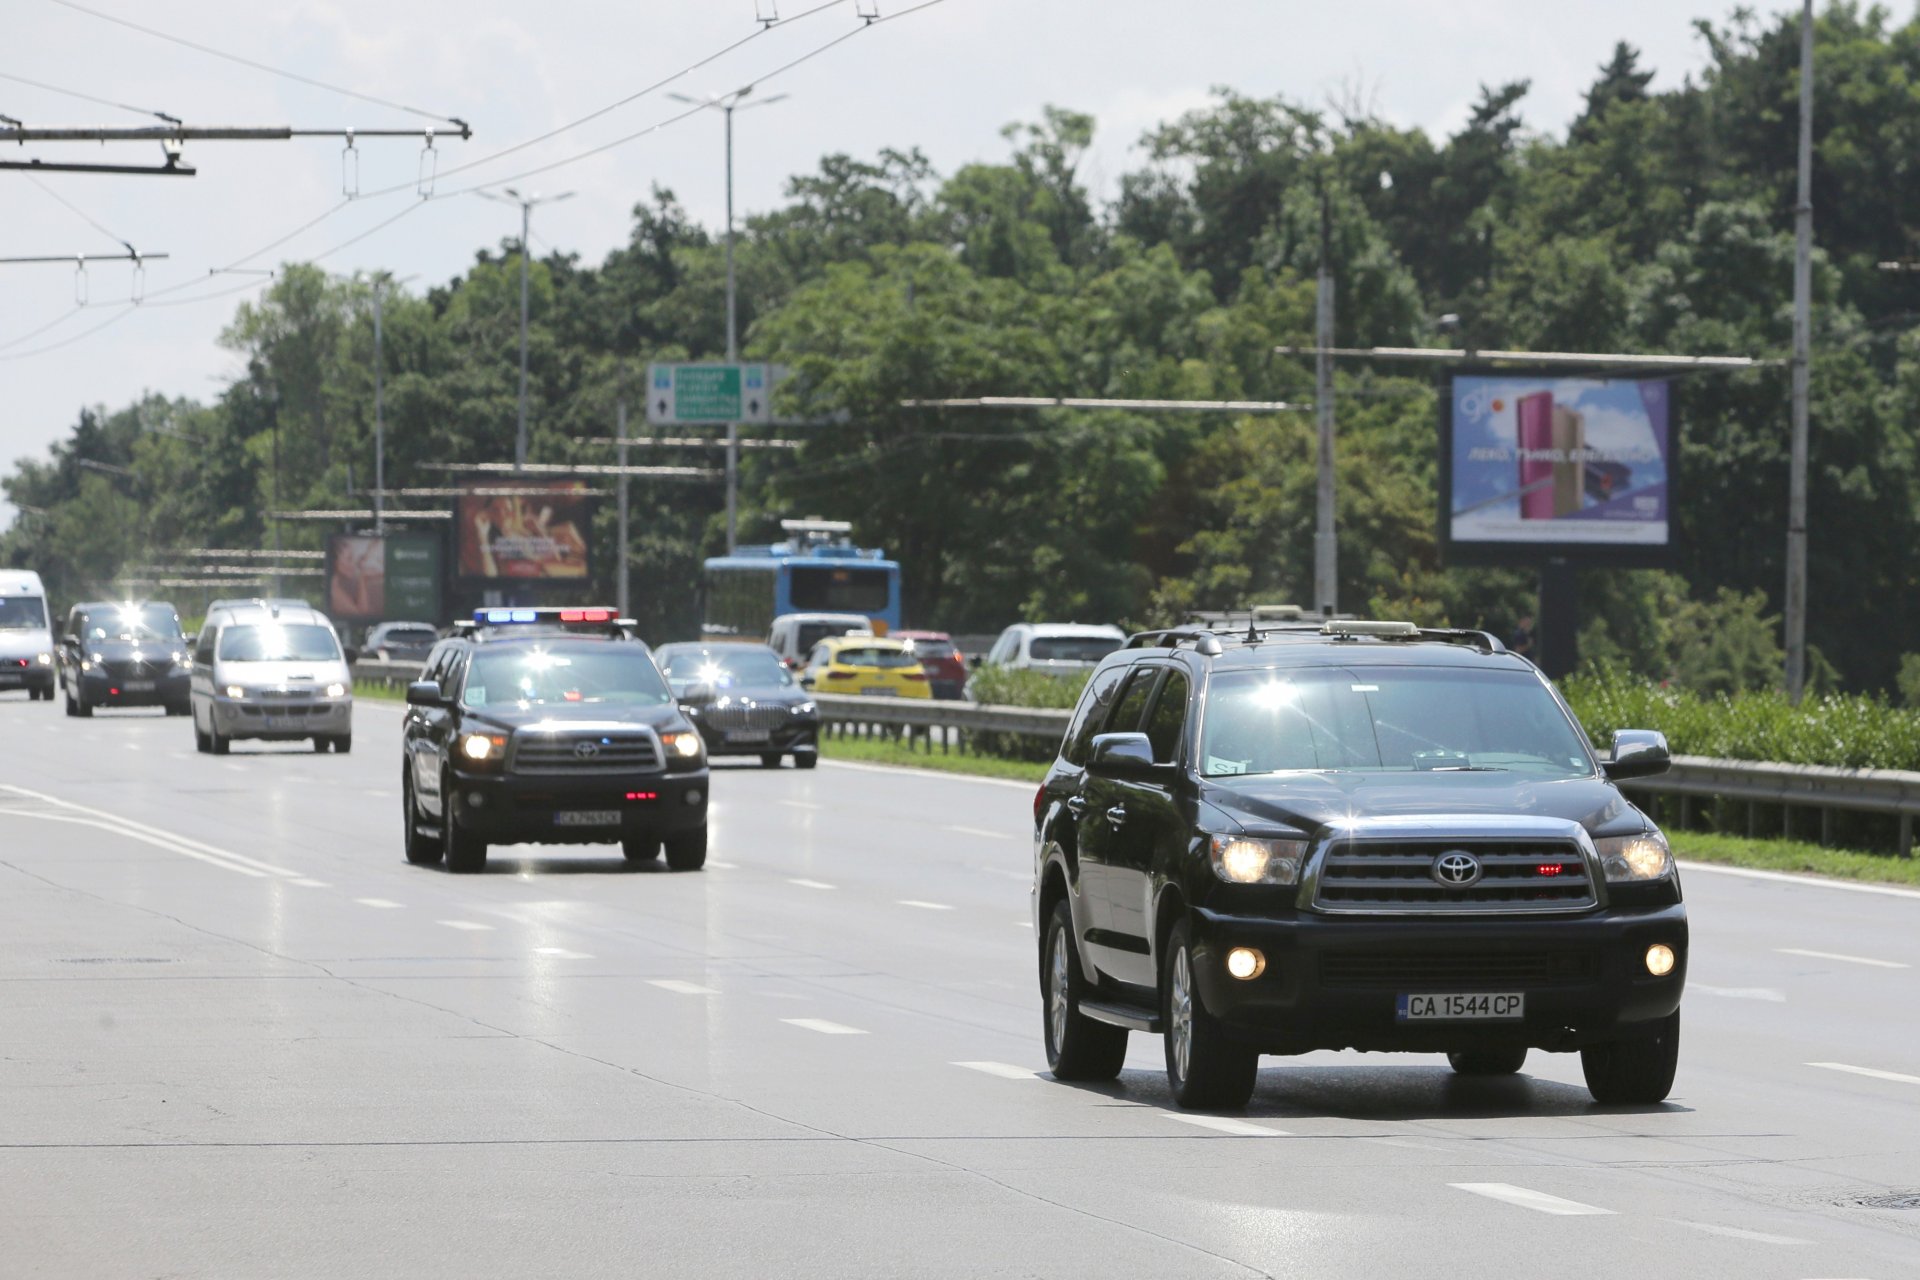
[
  {"xmin": 466, "ymin": 645, "xmax": 672, "ymax": 708},
  {"xmin": 87, "ymin": 604, "xmax": 182, "ymax": 643},
  {"xmin": 218, "ymin": 624, "xmax": 341, "ymax": 663},
  {"xmin": 1200, "ymin": 666, "xmax": 1593, "ymax": 779},
  {"xmin": 1030, "ymin": 636, "xmax": 1120, "ymax": 663},
  {"xmin": 0, "ymin": 596, "xmax": 46, "ymax": 630},
  {"xmin": 663, "ymin": 648, "xmax": 791, "ymax": 687}
]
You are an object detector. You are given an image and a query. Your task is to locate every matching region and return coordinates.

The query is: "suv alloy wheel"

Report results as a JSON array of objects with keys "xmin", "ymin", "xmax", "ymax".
[
  {"xmin": 1042, "ymin": 899, "xmax": 1127, "ymax": 1080},
  {"xmin": 1163, "ymin": 919, "xmax": 1258, "ymax": 1109}
]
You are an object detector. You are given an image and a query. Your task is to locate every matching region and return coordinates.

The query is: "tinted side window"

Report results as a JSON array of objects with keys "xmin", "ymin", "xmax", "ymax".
[
  {"xmin": 1144, "ymin": 670, "xmax": 1191, "ymax": 764},
  {"xmin": 1061, "ymin": 664, "xmax": 1128, "ymax": 766},
  {"xmin": 443, "ymin": 651, "xmax": 471, "ymax": 703},
  {"xmin": 1106, "ymin": 668, "xmax": 1160, "ymax": 736},
  {"xmin": 194, "ymin": 626, "xmax": 217, "ymax": 664}
]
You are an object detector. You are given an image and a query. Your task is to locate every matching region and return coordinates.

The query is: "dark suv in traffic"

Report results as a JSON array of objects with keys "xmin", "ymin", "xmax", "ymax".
[
  {"xmin": 57, "ymin": 600, "xmax": 192, "ymax": 717},
  {"xmin": 401, "ymin": 608, "xmax": 709, "ymax": 873},
  {"xmin": 1033, "ymin": 620, "xmax": 1686, "ymax": 1109}
]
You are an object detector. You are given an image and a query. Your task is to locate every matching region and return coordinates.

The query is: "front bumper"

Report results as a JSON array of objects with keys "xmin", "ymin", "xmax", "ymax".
[
  {"xmin": 690, "ymin": 717, "xmax": 819, "ymax": 758},
  {"xmin": 447, "ymin": 766, "xmax": 709, "ymax": 846},
  {"xmin": 1189, "ymin": 903, "xmax": 1688, "ymax": 1053},
  {"xmin": 213, "ymin": 696, "xmax": 352, "ymax": 740},
  {"xmin": 78, "ymin": 669, "xmax": 189, "ymax": 707},
  {"xmin": 0, "ymin": 661, "xmax": 54, "ymax": 693}
]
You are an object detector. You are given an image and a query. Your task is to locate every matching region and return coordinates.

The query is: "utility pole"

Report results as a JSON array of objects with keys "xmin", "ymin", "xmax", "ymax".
[
  {"xmin": 476, "ymin": 188, "xmax": 573, "ymax": 472},
  {"xmin": 1786, "ymin": 0, "xmax": 1813, "ymax": 702},
  {"xmin": 670, "ymin": 87, "xmax": 789, "ymax": 552},
  {"xmin": 616, "ymin": 399, "xmax": 631, "ymax": 618},
  {"xmin": 1314, "ymin": 183, "xmax": 1338, "ymax": 618},
  {"xmin": 373, "ymin": 283, "xmax": 386, "ymax": 535}
]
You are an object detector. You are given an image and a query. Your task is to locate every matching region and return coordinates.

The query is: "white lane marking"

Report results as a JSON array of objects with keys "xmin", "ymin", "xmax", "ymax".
[
  {"xmin": 1449, "ymin": 1183, "xmax": 1614, "ymax": 1216},
  {"xmin": 355, "ymin": 898, "xmax": 403, "ymax": 909},
  {"xmin": 169, "ymin": 751, "xmax": 190, "ymax": 760},
  {"xmin": 437, "ymin": 920, "xmax": 493, "ymax": 932},
  {"xmin": 1015, "ymin": 919, "xmax": 1034, "ymax": 928},
  {"xmin": 363, "ymin": 788, "xmax": 392, "ymax": 797},
  {"xmin": 780, "ymin": 800, "xmax": 823, "ymax": 811},
  {"xmin": 1163, "ymin": 1113, "xmax": 1289, "ymax": 1137},
  {"xmin": 782, "ymin": 1018, "xmax": 867, "ymax": 1035},
  {"xmin": 1691, "ymin": 984, "xmax": 1787, "ymax": 1002},
  {"xmin": 533, "ymin": 947, "xmax": 593, "ymax": 960},
  {"xmin": 946, "ymin": 824, "xmax": 1015, "ymax": 840},
  {"xmin": 0, "ymin": 783, "xmax": 302, "ymax": 877},
  {"xmin": 224, "ymin": 763, "xmax": 244, "ymax": 772},
  {"xmin": 1777, "ymin": 948, "xmax": 1908, "ymax": 970},
  {"xmin": 0, "ymin": 811, "xmax": 270, "ymax": 877},
  {"xmin": 788, "ymin": 878, "xmax": 835, "ymax": 890},
  {"xmin": 1681, "ymin": 860, "xmax": 1920, "ymax": 901},
  {"xmin": 706, "ymin": 860, "xmax": 738, "ymax": 869},
  {"xmin": 1808, "ymin": 1061, "xmax": 1920, "ymax": 1086},
  {"xmin": 122, "ymin": 742, "xmax": 140, "ymax": 751},
  {"xmin": 649, "ymin": 979, "xmax": 717, "ymax": 995},
  {"xmin": 899, "ymin": 899, "xmax": 953, "ymax": 911},
  {"xmin": 1669, "ymin": 1219, "xmax": 1809, "ymax": 1246},
  {"xmin": 955, "ymin": 1061, "xmax": 1038, "ymax": 1080},
  {"xmin": 290, "ymin": 878, "xmax": 329, "ymax": 888},
  {"xmin": 819, "ymin": 758, "xmax": 1034, "ymax": 791}
]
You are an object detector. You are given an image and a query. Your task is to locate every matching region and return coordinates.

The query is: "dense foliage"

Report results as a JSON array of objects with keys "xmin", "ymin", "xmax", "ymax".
[{"xmin": 8, "ymin": 6, "xmax": 1920, "ymax": 696}]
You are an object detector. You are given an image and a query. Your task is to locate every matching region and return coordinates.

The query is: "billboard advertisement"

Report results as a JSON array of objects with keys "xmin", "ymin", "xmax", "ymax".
[
  {"xmin": 326, "ymin": 531, "xmax": 445, "ymax": 624},
  {"xmin": 455, "ymin": 481, "xmax": 593, "ymax": 581},
  {"xmin": 1442, "ymin": 373, "xmax": 1672, "ymax": 564}
]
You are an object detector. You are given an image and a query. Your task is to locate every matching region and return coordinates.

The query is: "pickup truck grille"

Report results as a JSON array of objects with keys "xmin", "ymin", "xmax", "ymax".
[
  {"xmin": 1312, "ymin": 839, "xmax": 1598, "ymax": 914},
  {"xmin": 704, "ymin": 703, "xmax": 789, "ymax": 732},
  {"xmin": 511, "ymin": 729, "xmax": 662, "ymax": 775},
  {"xmin": 1321, "ymin": 948, "xmax": 1599, "ymax": 989}
]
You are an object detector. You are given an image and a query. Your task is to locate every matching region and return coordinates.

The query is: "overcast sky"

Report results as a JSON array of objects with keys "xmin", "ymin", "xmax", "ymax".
[{"xmin": 2, "ymin": 0, "xmax": 1799, "ymax": 529}]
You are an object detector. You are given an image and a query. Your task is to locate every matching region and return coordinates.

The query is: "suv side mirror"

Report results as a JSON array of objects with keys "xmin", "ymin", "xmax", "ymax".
[
  {"xmin": 1604, "ymin": 729, "xmax": 1671, "ymax": 781},
  {"xmin": 405, "ymin": 679, "xmax": 446, "ymax": 708},
  {"xmin": 1087, "ymin": 731, "xmax": 1163, "ymax": 778}
]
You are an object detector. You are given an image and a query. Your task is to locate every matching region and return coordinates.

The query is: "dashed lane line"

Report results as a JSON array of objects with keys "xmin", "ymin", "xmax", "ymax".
[
  {"xmin": 954, "ymin": 1061, "xmax": 1039, "ymax": 1080},
  {"xmin": 706, "ymin": 860, "xmax": 739, "ymax": 869},
  {"xmin": 899, "ymin": 899, "xmax": 954, "ymax": 911},
  {"xmin": 648, "ymin": 979, "xmax": 718, "ymax": 995},
  {"xmin": 1670, "ymin": 1220, "xmax": 1809, "ymax": 1246},
  {"xmin": 788, "ymin": 878, "xmax": 835, "ymax": 890},
  {"xmin": 0, "ymin": 784, "xmax": 303, "ymax": 879},
  {"xmin": 533, "ymin": 947, "xmax": 594, "ymax": 960},
  {"xmin": 781, "ymin": 1018, "xmax": 867, "ymax": 1035},
  {"xmin": 1808, "ymin": 1062, "xmax": 1920, "ymax": 1086},
  {"xmin": 1691, "ymin": 984, "xmax": 1786, "ymax": 1002},
  {"xmin": 780, "ymin": 800, "xmax": 823, "ymax": 811},
  {"xmin": 355, "ymin": 898, "xmax": 403, "ymax": 909},
  {"xmin": 1777, "ymin": 948, "xmax": 1908, "ymax": 970},
  {"xmin": 946, "ymin": 824, "xmax": 1016, "ymax": 840},
  {"xmin": 1449, "ymin": 1183, "xmax": 1614, "ymax": 1216},
  {"xmin": 437, "ymin": 920, "xmax": 493, "ymax": 932},
  {"xmin": 290, "ymin": 878, "xmax": 329, "ymax": 888},
  {"xmin": 1163, "ymin": 1114, "xmax": 1289, "ymax": 1137}
]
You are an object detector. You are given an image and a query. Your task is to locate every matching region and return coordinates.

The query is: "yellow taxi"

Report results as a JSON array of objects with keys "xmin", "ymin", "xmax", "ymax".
[{"xmin": 798, "ymin": 636, "xmax": 933, "ymax": 699}]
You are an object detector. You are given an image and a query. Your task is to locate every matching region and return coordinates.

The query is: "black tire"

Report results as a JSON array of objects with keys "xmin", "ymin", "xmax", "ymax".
[
  {"xmin": 443, "ymin": 777, "xmax": 487, "ymax": 873},
  {"xmin": 793, "ymin": 750, "xmax": 819, "ymax": 770},
  {"xmin": 402, "ymin": 773, "xmax": 444, "ymax": 866},
  {"xmin": 68, "ymin": 688, "xmax": 91, "ymax": 718},
  {"xmin": 1163, "ymin": 918, "xmax": 1258, "ymax": 1109},
  {"xmin": 165, "ymin": 703, "xmax": 188, "ymax": 717},
  {"xmin": 209, "ymin": 722, "xmax": 229, "ymax": 755},
  {"xmin": 194, "ymin": 723, "xmax": 210, "ymax": 753},
  {"xmin": 663, "ymin": 827, "xmax": 707, "ymax": 871},
  {"xmin": 64, "ymin": 688, "xmax": 79, "ymax": 717},
  {"xmin": 1041, "ymin": 898, "xmax": 1128, "ymax": 1080},
  {"xmin": 1582, "ymin": 1010, "xmax": 1680, "ymax": 1105},
  {"xmin": 622, "ymin": 835, "xmax": 662, "ymax": 863},
  {"xmin": 1449, "ymin": 1047, "xmax": 1529, "ymax": 1076},
  {"xmin": 759, "ymin": 751, "xmax": 783, "ymax": 768},
  {"xmin": 334, "ymin": 735, "xmax": 352, "ymax": 754}
]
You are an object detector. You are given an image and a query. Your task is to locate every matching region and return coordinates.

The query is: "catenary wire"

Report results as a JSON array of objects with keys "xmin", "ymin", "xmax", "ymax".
[
  {"xmin": 25, "ymin": 176, "xmax": 135, "ymax": 253},
  {"xmin": 0, "ymin": 68, "xmax": 175, "ymax": 121}
]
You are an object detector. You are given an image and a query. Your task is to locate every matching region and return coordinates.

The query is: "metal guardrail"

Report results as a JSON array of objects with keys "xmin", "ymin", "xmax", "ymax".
[
  {"xmin": 353, "ymin": 658, "xmax": 426, "ymax": 688},
  {"xmin": 812, "ymin": 692, "xmax": 1070, "ymax": 740}
]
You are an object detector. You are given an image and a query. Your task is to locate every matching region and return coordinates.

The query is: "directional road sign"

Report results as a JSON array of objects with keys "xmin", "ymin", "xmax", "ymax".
[{"xmin": 646, "ymin": 363, "xmax": 773, "ymax": 425}]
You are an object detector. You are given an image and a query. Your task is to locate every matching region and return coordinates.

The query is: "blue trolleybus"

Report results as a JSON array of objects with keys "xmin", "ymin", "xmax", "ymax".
[{"xmin": 702, "ymin": 519, "xmax": 901, "ymax": 639}]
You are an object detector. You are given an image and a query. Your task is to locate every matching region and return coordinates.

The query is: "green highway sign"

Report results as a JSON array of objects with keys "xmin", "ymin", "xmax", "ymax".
[{"xmin": 647, "ymin": 362, "xmax": 773, "ymax": 425}]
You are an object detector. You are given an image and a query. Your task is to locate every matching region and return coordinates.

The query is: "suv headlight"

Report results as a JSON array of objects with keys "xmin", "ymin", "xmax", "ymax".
[
  {"xmin": 1594, "ymin": 831, "xmax": 1673, "ymax": 882},
  {"xmin": 224, "ymin": 685, "xmax": 246, "ymax": 699},
  {"xmin": 661, "ymin": 731, "xmax": 704, "ymax": 767},
  {"xmin": 1209, "ymin": 834, "xmax": 1307, "ymax": 886},
  {"xmin": 792, "ymin": 700, "xmax": 817, "ymax": 716},
  {"xmin": 458, "ymin": 732, "xmax": 507, "ymax": 768}
]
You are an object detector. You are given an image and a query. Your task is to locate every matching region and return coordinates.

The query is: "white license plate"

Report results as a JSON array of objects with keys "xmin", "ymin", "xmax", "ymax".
[
  {"xmin": 726, "ymin": 729, "xmax": 771, "ymax": 743},
  {"xmin": 858, "ymin": 687, "xmax": 898, "ymax": 697},
  {"xmin": 122, "ymin": 680, "xmax": 157, "ymax": 692},
  {"xmin": 555, "ymin": 810, "xmax": 622, "ymax": 827},
  {"xmin": 1397, "ymin": 992, "xmax": 1525, "ymax": 1021},
  {"xmin": 264, "ymin": 716, "xmax": 300, "ymax": 730}
]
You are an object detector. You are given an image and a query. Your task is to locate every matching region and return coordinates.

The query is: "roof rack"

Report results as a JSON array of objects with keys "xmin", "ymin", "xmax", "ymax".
[
  {"xmin": 1125, "ymin": 620, "xmax": 1509, "ymax": 657},
  {"xmin": 1126, "ymin": 627, "xmax": 1226, "ymax": 656},
  {"xmin": 1319, "ymin": 619, "xmax": 1507, "ymax": 655}
]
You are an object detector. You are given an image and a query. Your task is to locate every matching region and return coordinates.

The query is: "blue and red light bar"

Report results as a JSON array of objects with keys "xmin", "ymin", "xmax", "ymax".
[{"xmin": 472, "ymin": 607, "xmax": 620, "ymax": 627}]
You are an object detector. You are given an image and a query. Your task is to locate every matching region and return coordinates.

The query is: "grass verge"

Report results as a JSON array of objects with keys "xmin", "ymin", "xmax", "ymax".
[
  {"xmin": 820, "ymin": 734, "xmax": 1049, "ymax": 782},
  {"xmin": 354, "ymin": 679, "xmax": 404, "ymax": 703},
  {"xmin": 1671, "ymin": 830, "xmax": 1920, "ymax": 888}
]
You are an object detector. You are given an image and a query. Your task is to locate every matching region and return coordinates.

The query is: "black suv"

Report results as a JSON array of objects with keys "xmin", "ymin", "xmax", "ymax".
[
  {"xmin": 1033, "ymin": 620, "xmax": 1686, "ymax": 1109},
  {"xmin": 400, "ymin": 608, "xmax": 709, "ymax": 873},
  {"xmin": 57, "ymin": 600, "xmax": 192, "ymax": 717},
  {"xmin": 653, "ymin": 641, "xmax": 820, "ymax": 768}
]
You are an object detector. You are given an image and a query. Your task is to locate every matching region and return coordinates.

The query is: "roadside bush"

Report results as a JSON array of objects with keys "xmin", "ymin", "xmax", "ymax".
[
  {"xmin": 1899, "ymin": 654, "xmax": 1920, "ymax": 708},
  {"xmin": 965, "ymin": 664, "xmax": 1092, "ymax": 709}
]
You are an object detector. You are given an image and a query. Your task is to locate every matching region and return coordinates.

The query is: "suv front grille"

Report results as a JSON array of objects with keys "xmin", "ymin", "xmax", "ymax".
[
  {"xmin": 511, "ymin": 729, "xmax": 662, "ymax": 775},
  {"xmin": 1312, "ymin": 840, "xmax": 1598, "ymax": 914},
  {"xmin": 704, "ymin": 703, "xmax": 789, "ymax": 732},
  {"xmin": 1321, "ymin": 948, "xmax": 1599, "ymax": 989}
]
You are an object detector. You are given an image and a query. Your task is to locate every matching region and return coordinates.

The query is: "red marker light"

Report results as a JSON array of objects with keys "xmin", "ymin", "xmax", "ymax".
[
  {"xmin": 1537, "ymin": 863, "xmax": 1565, "ymax": 877},
  {"xmin": 625, "ymin": 791, "xmax": 658, "ymax": 801},
  {"xmin": 560, "ymin": 609, "xmax": 584, "ymax": 622},
  {"xmin": 583, "ymin": 609, "xmax": 612, "ymax": 622}
]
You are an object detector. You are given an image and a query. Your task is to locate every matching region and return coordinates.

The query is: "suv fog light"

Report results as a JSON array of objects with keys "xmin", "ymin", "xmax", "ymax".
[
  {"xmin": 466, "ymin": 791, "xmax": 486, "ymax": 809},
  {"xmin": 1645, "ymin": 944, "xmax": 1675, "ymax": 977},
  {"xmin": 1226, "ymin": 947, "xmax": 1266, "ymax": 980},
  {"xmin": 685, "ymin": 789, "xmax": 703, "ymax": 805}
]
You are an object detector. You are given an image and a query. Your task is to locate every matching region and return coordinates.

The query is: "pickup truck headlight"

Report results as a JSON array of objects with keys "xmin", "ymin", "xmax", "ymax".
[
  {"xmin": 1209, "ymin": 834, "xmax": 1307, "ymax": 885},
  {"xmin": 1594, "ymin": 831, "xmax": 1673, "ymax": 882}
]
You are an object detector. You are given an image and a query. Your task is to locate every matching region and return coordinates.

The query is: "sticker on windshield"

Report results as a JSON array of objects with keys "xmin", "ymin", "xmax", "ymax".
[
  {"xmin": 1351, "ymin": 684, "xmax": 1379, "ymax": 692},
  {"xmin": 1205, "ymin": 755, "xmax": 1248, "ymax": 776}
]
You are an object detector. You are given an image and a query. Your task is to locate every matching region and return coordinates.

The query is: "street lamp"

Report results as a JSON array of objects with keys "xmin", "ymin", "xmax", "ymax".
[
  {"xmin": 669, "ymin": 85, "xmax": 789, "ymax": 551},
  {"xmin": 475, "ymin": 187, "xmax": 574, "ymax": 471}
]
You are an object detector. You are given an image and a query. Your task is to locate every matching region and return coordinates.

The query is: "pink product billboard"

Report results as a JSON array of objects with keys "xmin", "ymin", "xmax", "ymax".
[{"xmin": 1447, "ymin": 375, "xmax": 1670, "ymax": 549}]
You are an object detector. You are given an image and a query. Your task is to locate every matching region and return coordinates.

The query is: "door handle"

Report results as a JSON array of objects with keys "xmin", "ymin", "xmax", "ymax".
[
  {"xmin": 1106, "ymin": 805, "xmax": 1127, "ymax": 827},
  {"xmin": 1065, "ymin": 795, "xmax": 1088, "ymax": 816}
]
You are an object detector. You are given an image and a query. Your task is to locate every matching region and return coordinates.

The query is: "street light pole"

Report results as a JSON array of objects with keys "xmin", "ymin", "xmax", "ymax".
[
  {"xmin": 1786, "ymin": 0, "xmax": 1814, "ymax": 702},
  {"xmin": 369, "ymin": 273, "xmax": 417, "ymax": 536},
  {"xmin": 671, "ymin": 86, "xmax": 789, "ymax": 552},
  {"xmin": 476, "ymin": 188, "xmax": 574, "ymax": 473},
  {"xmin": 1313, "ymin": 183, "xmax": 1337, "ymax": 619}
]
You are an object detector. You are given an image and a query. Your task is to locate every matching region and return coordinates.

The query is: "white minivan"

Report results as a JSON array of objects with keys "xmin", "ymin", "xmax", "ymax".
[
  {"xmin": 767, "ymin": 611, "xmax": 873, "ymax": 669},
  {"xmin": 189, "ymin": 600, "xmax": 355, "ymax": 754},
  {"xmin": 0, "ymin": 570, "xmax": 56, "ymax": 701}
]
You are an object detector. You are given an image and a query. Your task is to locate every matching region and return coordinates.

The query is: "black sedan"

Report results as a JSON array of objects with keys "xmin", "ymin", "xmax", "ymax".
[
  {"xmin": 654, "ymin": 642, "xmax": 819, "ymax": 769},
  {"xmin": 57, "ymin": 600, "xmax": 191, "ymax": 717}
]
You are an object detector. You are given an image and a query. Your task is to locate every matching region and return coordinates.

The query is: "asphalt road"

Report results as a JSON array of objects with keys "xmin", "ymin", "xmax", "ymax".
[{"xmin": 3, "ymin": 695, "xmax": 1919, "ymax": 1278}]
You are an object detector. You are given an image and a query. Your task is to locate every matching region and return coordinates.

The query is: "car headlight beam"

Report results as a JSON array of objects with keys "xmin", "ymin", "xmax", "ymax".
[
  {"xmin": 224, "ymin": 685, "xmax": 246, "ymax": 699},
  {"xmin": 1209, "ymin": 834, "xmax": 1306, "ymax": 886},
  {"xmin": 459, "ymin": 732, "xmax": 505, "ymax": 763},
  {"xmin": 1594, "ymin": 831, "xmax": 1674, "ymax": 883},
  {"xmin": 324, "ymin": 682, "xmax": 347, "ymax": 698}
]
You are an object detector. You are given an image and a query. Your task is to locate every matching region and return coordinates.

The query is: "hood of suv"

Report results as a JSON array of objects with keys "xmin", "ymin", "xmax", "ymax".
[
  {"xmin": 1203, "ymin": 770, "xmax": 1642, "ymax": 839},
  {"xmin": 461, "ymin": 700, "xmax": 687, "ymax": 734}
]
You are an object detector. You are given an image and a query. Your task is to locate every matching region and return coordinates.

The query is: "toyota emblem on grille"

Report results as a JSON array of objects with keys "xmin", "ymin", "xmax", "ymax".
[
  {"xmin": 572, "ymin": 741, "xmax": 600, "ymax": 760},
  {"xmin": 1431, "ymin": 851, "xmax": 1482, "ymax": 888}
]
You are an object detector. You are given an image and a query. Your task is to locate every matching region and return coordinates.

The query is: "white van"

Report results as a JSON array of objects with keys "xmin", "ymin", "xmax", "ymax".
[
  {"xmin": 0, "ymin": 570, "xmax": 56, "ymax": 701},
  {"xmin": 188, "ymin": 599, "xmax": 354, "ymax": 754},
  {"xmin": 767, "ymin": 611, "xmax": 873, "ymax": 669}
]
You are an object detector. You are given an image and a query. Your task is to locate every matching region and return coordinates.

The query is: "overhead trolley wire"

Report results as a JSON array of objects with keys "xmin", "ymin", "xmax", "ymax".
[{"xmin": 0, "ymin": 68, "xmax": 176, "ymax": 122}]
